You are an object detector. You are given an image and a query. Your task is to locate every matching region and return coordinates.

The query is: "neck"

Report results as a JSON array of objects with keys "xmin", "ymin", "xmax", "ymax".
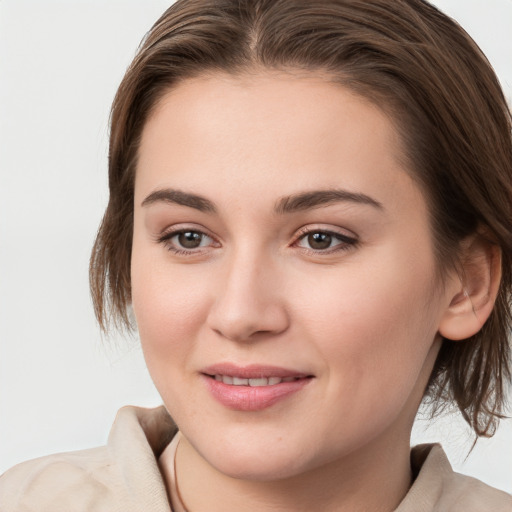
[{"xmin": 162, "ymin": 425, "xmax": 413, "ymax": 512}]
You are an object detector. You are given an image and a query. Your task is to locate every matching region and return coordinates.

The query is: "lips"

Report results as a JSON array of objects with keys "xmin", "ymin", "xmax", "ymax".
[{"xmin": 201, "ymin": 363, "xmax": 313, "ymax": 411}]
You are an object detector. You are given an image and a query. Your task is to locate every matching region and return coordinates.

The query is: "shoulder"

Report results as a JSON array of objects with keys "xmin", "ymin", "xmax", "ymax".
[
  {"xmin": 0, "ymin": 405, "xmax": 176, "ymax": 512},
  {"xmin": 440, "ymin": 472, "xmax": 512, "ymax": 512},
  {"xmin": 396, "ymin": 444, "xmax": 512, "ymax": 512},
  {"xmin": 0, "ymin": 445, "xmax": 130, "ymax": 512}
]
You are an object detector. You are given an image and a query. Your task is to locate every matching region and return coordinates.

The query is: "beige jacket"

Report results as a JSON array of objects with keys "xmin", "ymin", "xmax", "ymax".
[{"xmin": 1, "ymin": 406, "xmax": 511, "ymax": 512}]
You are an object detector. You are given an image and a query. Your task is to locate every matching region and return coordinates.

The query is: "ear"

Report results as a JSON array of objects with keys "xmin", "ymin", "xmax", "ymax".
[{"xmin": 438, "ymin": 234, "xmax": 502, "ymax": 341}]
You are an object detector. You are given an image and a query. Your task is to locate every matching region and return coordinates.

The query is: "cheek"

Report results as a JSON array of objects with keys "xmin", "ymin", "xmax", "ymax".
[
  {"xmin": 130, "ymin": 243, "xmax": 212, "ymax": 364},
  {"xmin": 291, "ymin": 246, "xmax": 440, "ymax": 406}
]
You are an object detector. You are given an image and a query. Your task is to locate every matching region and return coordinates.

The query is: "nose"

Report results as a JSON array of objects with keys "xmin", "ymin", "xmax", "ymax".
[{"xmin": 206, "ymin": 251, "xmax": 289, "ymax": 342}]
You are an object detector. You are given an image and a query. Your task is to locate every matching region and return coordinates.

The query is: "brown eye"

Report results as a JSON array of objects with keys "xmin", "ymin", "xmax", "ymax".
[
  {"xmin": 296, "ymin": 229, "xmax": 358, "ymax": 252},
  {"xmin": 307, "ymin": 232, "xmax": 332, "ymax": 250},
  {"xmin": 177, "ymin": 231, "xmax": 204, "ymax": 249},
  {"xmin": 160, "ymin": 229, "xmax": 216, "ymax": 253}
]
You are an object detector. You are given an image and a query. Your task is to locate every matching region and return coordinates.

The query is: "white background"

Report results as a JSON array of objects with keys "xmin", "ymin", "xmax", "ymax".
[{"xmin": 1, "ymin": 0, "xmax": 511, "ymax": 494}]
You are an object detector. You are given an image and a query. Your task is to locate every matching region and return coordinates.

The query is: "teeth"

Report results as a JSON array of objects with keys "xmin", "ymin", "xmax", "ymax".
[
  {"xmin": 249, "ymin": 378, "xmax": 268, "ymax": 387},
  {"xmin": 214, "ymin": 375, "xmax": 300, "ymax": 386}
]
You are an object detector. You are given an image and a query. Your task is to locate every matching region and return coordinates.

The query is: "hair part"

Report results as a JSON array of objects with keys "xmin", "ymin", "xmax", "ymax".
[{"xmin": 90, "ymin": 0, "xmax": 512, "ymax": 436}]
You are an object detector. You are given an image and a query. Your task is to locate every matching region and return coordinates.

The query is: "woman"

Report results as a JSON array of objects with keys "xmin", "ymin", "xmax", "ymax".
[{"xmin": 1, "ymin": 0, "xmax": 511, "ymax": 510}]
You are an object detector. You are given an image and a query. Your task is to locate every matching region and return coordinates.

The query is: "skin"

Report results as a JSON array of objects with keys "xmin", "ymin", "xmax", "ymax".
[{"xmin": 131, "ymin": 71, "xmax": 467, "ymax": 511}]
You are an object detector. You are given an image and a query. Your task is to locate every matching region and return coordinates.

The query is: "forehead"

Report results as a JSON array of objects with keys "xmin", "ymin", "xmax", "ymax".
[{"xmin": 135, "ymin": 71, "xmax": 422, "ymax": 216}]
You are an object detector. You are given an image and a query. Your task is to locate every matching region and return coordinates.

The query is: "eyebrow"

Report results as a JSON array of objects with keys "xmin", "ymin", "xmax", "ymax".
[
  {"xmin": 141, "ymin": 188, "xmax": 216, "ymax": 213},
  {"xmin": 141, "ymin": 187, "xmax": 383, "ymax": 214},
  {"xmin": 274, "ymin": 189, "xmax": 383, "ymax": 214}
]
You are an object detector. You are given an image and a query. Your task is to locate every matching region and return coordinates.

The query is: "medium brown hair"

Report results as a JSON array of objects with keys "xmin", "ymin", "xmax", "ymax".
[{"xmin": 90, "ymin": 0, "xmax": 512, "ymax": 436}]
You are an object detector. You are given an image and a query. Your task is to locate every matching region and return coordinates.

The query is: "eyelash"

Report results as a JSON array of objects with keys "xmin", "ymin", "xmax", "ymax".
[
  {"xmin": 293, "ymin": 227, "xmax": 359, "ymax": 254},
  {"xmin": 157, "ymin": 228, "xmax": 218, "ymax": 256},
  {"xmin": 156, "ymin": 226, "xmax": 358, "ymax": 256}
]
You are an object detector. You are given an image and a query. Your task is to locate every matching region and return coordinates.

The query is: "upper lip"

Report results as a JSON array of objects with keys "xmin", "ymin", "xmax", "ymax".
[{"xmin": 201, "ymin": 363, "xmax": 312, "ymax": 379}]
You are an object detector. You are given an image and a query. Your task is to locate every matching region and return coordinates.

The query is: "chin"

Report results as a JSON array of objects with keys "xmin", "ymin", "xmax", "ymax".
[
  {"xmin": 211, "ymin": 452, "xmax": 309, "ymax": 482},
  {"xmin": 193, "ymin": 430, "xmax": 322, "ymax": 482}
]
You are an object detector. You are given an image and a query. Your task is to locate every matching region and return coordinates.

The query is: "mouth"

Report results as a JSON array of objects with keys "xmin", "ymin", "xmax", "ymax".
[
  {"xmin": 201, "ymin": 364, "xmax": 314, "ymax": 411},
  {"xmin": 209, "ymin": 375, "xmax": 304, "ymax": 386}
]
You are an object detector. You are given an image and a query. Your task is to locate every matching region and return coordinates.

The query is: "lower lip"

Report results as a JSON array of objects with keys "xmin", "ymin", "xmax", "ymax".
[{"xmin": 202, "ymin": 375, "xmax": 312, "ymax": 411}]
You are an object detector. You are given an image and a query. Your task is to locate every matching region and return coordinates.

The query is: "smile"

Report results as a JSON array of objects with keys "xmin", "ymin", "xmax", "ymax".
[
  {"xmin": 211, "ymin": 375, "xmax": 301, "ymax": 386},
  {"xmin": 201, "ymin": 364, "xmax": 313, "ymax": 411}
]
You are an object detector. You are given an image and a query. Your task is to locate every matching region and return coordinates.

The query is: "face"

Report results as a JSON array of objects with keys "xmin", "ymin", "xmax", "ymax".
[{"xmin": 131, "ymin": 72, "xmax": 453, "ymax": 481}]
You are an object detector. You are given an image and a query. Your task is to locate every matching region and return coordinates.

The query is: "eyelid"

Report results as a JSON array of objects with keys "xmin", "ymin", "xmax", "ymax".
[
  {"xmin": 154, "ymin": 223, "xmax": 358, "ymax": 256},
  {"xmin": 294, "ymin": 224, "xmax": 358, "ymax": 240},
  {"xmin": 156, "ymin": 224, "xmax": 221, "ymax": 254},
  {"xmin": 292, "ymin": 225, "xmax": 359, "ymax": 252}
]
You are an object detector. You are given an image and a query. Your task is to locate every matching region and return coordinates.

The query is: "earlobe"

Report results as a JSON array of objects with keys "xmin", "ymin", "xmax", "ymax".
[{"xmin": 438, "ymin": 235, "xmax": 501, "ymax": 341}]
